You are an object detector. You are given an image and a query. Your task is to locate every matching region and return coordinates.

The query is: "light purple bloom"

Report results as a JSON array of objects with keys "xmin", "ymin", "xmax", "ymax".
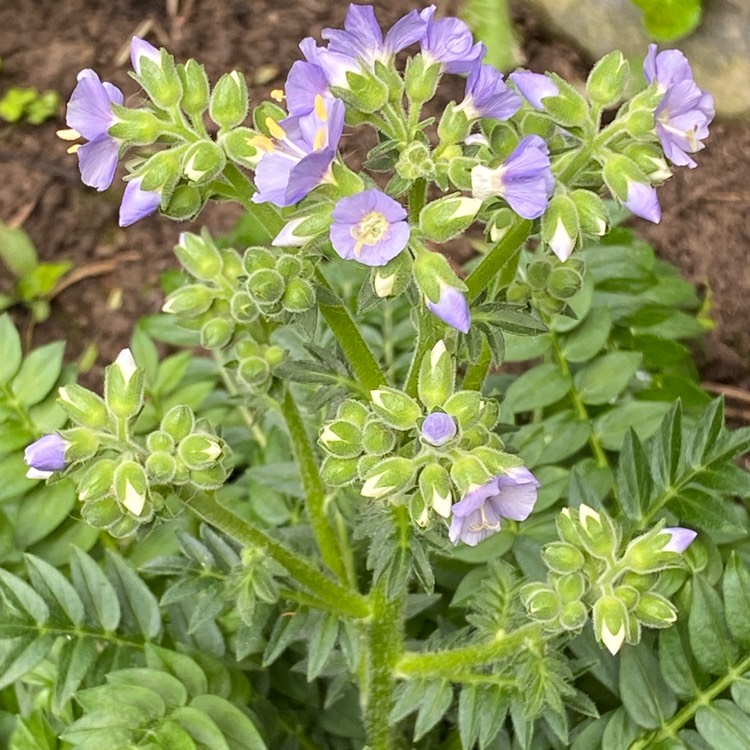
[
  {"xmin": 322, "ymin": 5, "xmax": 425, "ymax": 67},
  {"xmin": 119, "ymin": 178, "xmax": 161, "ymax": 227},
  {"xmin": 65, "ymin": 69, "xmax": 123, "ymax": 191},
  {"xmin": 509, "ymin": 71, "xmax": 559, "ymax": 110},
  {"xmin": 253, "ymin": 96, "xmax": 345, "ymax": 207},
  {"xmin": 625, "ymin": 181, "xmax": 661, "ymax": 223},
  {"xmin": 130, "ymin": 36, "xmax": 161, "ymax": 75},
  {"xmin": 427, "ymin": 284, "xmax": 471, "ymax": 334},
  {"xmin": 643, "ymin": 45, "xmax": 714, "ymax": 169},
  {"xmin": 330, "ymin": 188, "xmax": 409, "ymax": 266},
  {"xmin": 421, "ymin": 413, "xmax": 457, "ymax": 446},
  {"xmin": 660, "ymin": 527, "xmax": 697, "ymax": 553},
  {"xmin": 24, "ymin": 434, "xmax": 67, "ymax": 479},
  {"xmin": 471, "ymin": 134, "xmax": 554, "ymax": 219},
  {"xmin": 299, "ymin": 37, "xmax": 360, "ymax": 91},
  {"xmin": 285, "ymin": 59, "xmax": 331, "ymax": 116},
  {"xmin": 420, "ymin": 5, "xmax": 484, "ymax": 74},
  {"xmin": 449, "ymin": 467, "xmax": 539, "ymax": 546},
  {"xmin": 458, "ymin": 63, "xmax": 522, "ymax": 121}
]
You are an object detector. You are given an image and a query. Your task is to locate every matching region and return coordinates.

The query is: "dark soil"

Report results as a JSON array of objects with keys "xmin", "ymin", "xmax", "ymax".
[{"xmin": 1, "ymin": 0, "xmax": 748, "ymax": 394}]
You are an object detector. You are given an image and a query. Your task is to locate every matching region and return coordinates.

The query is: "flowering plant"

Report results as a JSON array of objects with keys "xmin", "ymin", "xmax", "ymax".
[{"xmin": 4, "ymin": 5, "xmax": 750, "ymax": 750}]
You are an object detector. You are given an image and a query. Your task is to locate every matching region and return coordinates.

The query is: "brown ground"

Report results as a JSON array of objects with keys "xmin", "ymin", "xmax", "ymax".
[{"xmin": 1, "ymin": 0, "xmax": 748, "ymax": 395}]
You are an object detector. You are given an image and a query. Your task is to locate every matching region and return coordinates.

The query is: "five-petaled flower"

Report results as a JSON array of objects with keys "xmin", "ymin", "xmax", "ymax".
[
  {"xmin": 330, "ymin": 188, "xmax": 410, "ymax": 266},
  {"xmin": 419, "ymin": 5, "xmax": 485, "ymax": 74},
  {"xmin": 471, "ymin": 134, "xmax": 554, "ymax": 219},
  {"xmin": 457, "ymin": 63, "xmax": 522, "ymax": 121},
  {"xmin": 252, "ymin": 96, "xmax": 345, "ymax": 207},
  {"xmin": 449, "ymin": 467, "xmax": 539, "ymax": 546},
  {"xmin": 24, "ymin": 434, "xmax": 68, "ymax": 480},
  {"xmin": 644, "ymin": 44, "xmax": 714, "ymax": 169}
]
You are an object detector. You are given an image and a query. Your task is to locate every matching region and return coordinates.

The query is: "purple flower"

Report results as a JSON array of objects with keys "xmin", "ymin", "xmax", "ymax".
[
  {"xmin": 421, "ymin": 413, "xmax": 457, "ymax": 446},
  {"xmin": 509, "ymin": 71, "xmax": 559, "ymax": 110},
  {"xmin": 643, "ymin": 45, "xmax": 714, "ymax": 169},
  {"xmin": 285, "ymin": 59, "xmax": 331, "ymax": 116},
  {"xmin": 252, "ymin": 96, "xmax": 345, "ymax": 207},
  {"xmin": 660, "ymin": 527, "xmax": 697, "ymax": 553},
  {"xmin": 119, "ymin": 177, "xmax": 161, "ymax": 227},
  {"xmin": 458, "ymin": 63, "xmax": 522, "ymax": 121},
  {"xmin": 24, "ymin": 434, "xmax": 68, "ymax": 479},
  {"xmin": 625, "ymin": 180, "xmax": 661, "ymax": 223},
  {"xmin": 427, "ymin": 284, "xmax": 471, "ymax": 334},
  {"xmin": 449, "ymin": 467, "xmax": 539, "ymax": 546},
  {"xmin": 322, "ymin": 5, "xmax": 425, "ymax": 67},
  {"xmin": 420, "ymin": 5, "xmax": 484, "ymax": 74},
  {"xmin": 64, "ymin": 69, "xmax": 123, "ymax": 191},
  {"xmin": 299, "ymin": 37, "xmax": 360, "ymax": 91},
  {"xmin": 130, "ymin": 36, "xmax": 161, "ymax": 75},
  {"xmin": 471, "ymin": 135, "xmax": 554, "ymax": 219},
  {"xmin": 330, "ymin": 188, "xmax": 409, "ymax": 266}
]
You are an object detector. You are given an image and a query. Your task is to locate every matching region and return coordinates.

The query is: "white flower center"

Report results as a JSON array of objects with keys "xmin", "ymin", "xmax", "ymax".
[{"xmin": 351, "ymin": 211, "xmax": 388, "ymax": 256}]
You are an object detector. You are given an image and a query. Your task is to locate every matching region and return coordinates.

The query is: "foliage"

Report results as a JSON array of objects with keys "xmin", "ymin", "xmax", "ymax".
[
  {"xmin": 630, "ymin": 0, "xmax": 703, "ymax": 42},
  {"xmin": 0, "ymin": 87, "xmax": 59, "ymax": 125}
]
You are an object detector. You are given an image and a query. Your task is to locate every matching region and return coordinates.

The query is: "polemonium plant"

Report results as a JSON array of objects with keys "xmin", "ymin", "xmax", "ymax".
[{"xmin": 6, "ymin": 6, "xmax": 739, "ymax": 749}]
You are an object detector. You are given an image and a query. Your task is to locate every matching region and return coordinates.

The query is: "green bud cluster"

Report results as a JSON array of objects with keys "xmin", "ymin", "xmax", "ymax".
[
  {"xmin": 57, "ymin": 351, "xmax": 230, "ymax": 538},
  {"xmin": 234, "ymin": 339, "xmax": 287, "ymax": 395},
  {"xmin": 508, "ymin": 254, "xmax": 586, "ymax": 316},
  {"xmin": 521, "ymin": 505, "xmax": 687, "ymax": 655},
  {"xmin": 318, "ymin": 341, "xmax": 520, "ymax": 526}
]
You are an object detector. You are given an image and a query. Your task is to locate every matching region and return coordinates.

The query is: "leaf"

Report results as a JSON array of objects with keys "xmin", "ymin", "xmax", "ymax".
[
  {"xmin": 107, "ymin": 668, "xmax": 188, "ymax": 709},
  {"xmin": 659, "ymin": 624, "xmax": 708, "ymax": 700},
  {"xmin": 11, "ymin": 341, "xmax": 65, "ymax": 406},
  {"xmin": 70, "ymin": 547, "xmax": 121, "ymax": 632},
  {"xmin": 688, "ymin": 576, "xmax": 740, "ymax": 675},
  {"xmin": 687, "ymin": 398, "xmax": 725, "ymax": 466},
  {"xmin": 0, "ymin": 222, "xmax": 38, "ymax": 277},
  {"xmin": 722, "ymin": 553, "xmax": 750, "ymax": 646},
  {"xmin": 619, "ymin": 644, "xmax": 677, "ymax": 730},
  {"xmin": 0, "ymin": 568, "xmax": 49, "ymax": 623},
  {"xmin": 414, "ymin": 680, "xmax": 452, "ymax": 741},
  {"xmin": 0, "ymin": 633, "xmax": 55, "ymax": 690},
  {"xmin": 145, "ymin": 644, "xmax": 209, "ymax": 699},
  {"xmin": 24, "ymin": 553, "xmax": 85, "ymax": 626},
  {"xmin": 306, "ymin": 611, "xmax": 339, "ymax": 681},
  {"xmin": 503, "ymin": 363, "xmax": 571, "ymax": 413},
  {"xmin": 594, "ymin": 401, "xmax": 671, "ymax": 451},
  {"xmin": 461, "ymin": 0, "xmax": 521, "ymax": 70},
  {"xmin": 617, "ymin": 429, "xmax": 653, "ymax": 520},
  {"xmin": 54, "ymin": 637, "xmax": 99, "ymax": 713},
  {"xmin": 632, "ymin": 0, "xmax": 702, "ymax": 42},
  {"xmin": 695, "ymin": 700, "xmax": 750, "ymax": 750},
  {"xmin": 190, "ymin": 695, "xmax": 267, "ymax": 750},
  {"xmin": 105, "ymin": 551, "xmax": 161, "ymax": 639},
  {"xmin": 14, "ymin": 480, "xmax": 76, "ymax": 548},
  {"xmin": 561, "ymin": 308, "xmax": 612, "ymax": 363},
  {"xmin": 650, "ymin": 401, "xmax": 683, "ymax": 492},
  {"xmin": 171, "ymin": 706, "xmax": 231, "ymax": 750},
  {"xmin": 574, "ymin": 352, "xmax": 642, "ymax": 405},
  {"xmin": 0, "ymin": 314, "xmax": 22, "ymax": 385},
  {"xmin": 670, "ymin": 488, "xmax": 743, "ymax": 533},
  {"xmin": 263, "ymin": 609, "xmax": 308, "ymax": 667}
]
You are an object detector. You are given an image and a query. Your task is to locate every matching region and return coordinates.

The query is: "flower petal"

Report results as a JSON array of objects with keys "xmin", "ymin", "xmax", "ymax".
[{"xmin": 77, "ymin": 135, "xmax": 120, "ymax": 191}]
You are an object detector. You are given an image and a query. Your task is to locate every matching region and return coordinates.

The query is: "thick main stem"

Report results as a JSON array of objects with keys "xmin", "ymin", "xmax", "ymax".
[
  {"xmin": 187, "ymin": 492, "xmax": 369, "ymax": 619},
  {"xmin": 281, "ymin": 389, "xmax": 350, "ymax": 582}
]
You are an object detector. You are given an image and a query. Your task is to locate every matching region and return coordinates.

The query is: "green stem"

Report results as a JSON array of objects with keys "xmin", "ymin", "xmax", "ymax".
[
  {"xmin": 408, "ymin": 178, "xmax": 427, "ymax": 224},
  {"xmin": 281, "ymin": 389, "xmax": 349, "ymax": 582},
  {"xmin": 629, "ymin": 650, "xmax": 750, "ymax": 749},
  {"xmin": 315, "ymin": 269, "xmax": 386, "ymax": 392},
  {"xmin": 403, "ymin": 303, "xmax": 436, "ymax": 399},
  {"xmin": 186, "ymin": 492, "xmax": 370, "ymax": 619},
  {"xmin": 462, "ymin": 340, "xmax": 492, "ymax": 391},
  {"xmin": 465, "ymin": 220, "xmax": 532, "ymax": 302},
  {"xmin": 362, "ymin": 581, "xmax": 406, "ymax": 750},
  {"xmin": 394, "ymin": 623, "xmax": 541, "ymax": 679}
]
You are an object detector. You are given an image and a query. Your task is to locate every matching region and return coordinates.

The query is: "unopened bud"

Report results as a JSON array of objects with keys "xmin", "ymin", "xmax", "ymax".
[
  {"xmin": 105, "ymin": 349, "xmax": 144, "ymax": 418},
  {"xmin": 319, "ymin": 420, "xmax": 363, "ymax": 458},
  {"xmin": 160, "ymin": 405, "xmax": 195, "ymax": 441},
  {"xmin": 593, "ymin": 594, "xmax": 628, "ymax": 655},
  {"xmin": 162, "ymin": 284, "xmax": 214, "ymax": 316},
  {"xmin": 361, "ymin": 456, "xmax": 414, "ymax": 498},
  {"xmin": 137, "ymin": 50, "xmax": 183, "ymax": 109},
  {"xmin": 541, "ymin": 194, "xmax": 579, "ymax": 263},
  {"xmin": 178, "ymin": 433, "xmax": 224, "ymax": 470},
  {"xmin": 179, "ymin": 59, "xmax": 210, "ymax": 116},
  {"xmin": 370, "ymin": 388, "xmax": 422, "ymax": 431},
  {"xmin": 418, "ymin": 463, "xmax": 453, "ymax": 518},
  {"xmin": 361, "ymin": 419, "xmax": 396, "ymax": 456},
  {"xmin": 586, "ymin": 50, "xmax": 629, "ymax": 108},
  {"xmin": 183, "ymin": 140, "xmax": 226, "ymax": 185},
  {"xmin": 420, "ymin": 195, "xmax": 482, "ymax": 243},
  {"xmin": 58, "ymin": 385, "xmax": 110, "ymax": 430},
  {"xmin": 542, "ymin": 542, "xmax": 585, "ymax": 574},
  {"xmin": 321, "ymin": 456, "xmax": 359, "ymax": 486},
  {"xmin": 209, "ymin": 71, "xmax": 249, "ymax": 130},
  {"xmin": 113, "ymin": 460, "xmax": 150, "ymax": 517}
]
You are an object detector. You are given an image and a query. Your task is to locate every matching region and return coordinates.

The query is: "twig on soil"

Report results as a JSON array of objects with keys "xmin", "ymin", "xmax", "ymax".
[
  {"xmin": 8, "ymin": 200, "xmax": 39, "ymax": 229},
  {"xmin": 48, "ymin": 251, "xmax": 141, "ymax": 300},
  {"xmin": 703, "ymin": 381, "xmax": 750, "ymax": 406}
]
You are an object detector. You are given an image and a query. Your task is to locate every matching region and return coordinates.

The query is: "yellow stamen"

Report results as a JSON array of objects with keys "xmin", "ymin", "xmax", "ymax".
[
  {"xmin": 314, "ymin": 94, "xmax": 328, "ymax": 122},
  {"xmin": 266, "ymin": 117, "xmax": 286, "ymax": 140},
  {"xmin": 66, "ymin": 144, "xmax": 81, "ymax": 155},
  {"xmin": 56, "ymin": 128, "xmax": 81, "ymax": 141},
  {"xmin": 313, "ymin": 127, "xmax": 327, "ymax": 151},
  {"xmin": 270, "ymin": 88, "xmax": 285, "ymax": 102},
  {"xmin": 354, "ymin": 240, "xmax": 364, "ymax": 258},
  {"xmin": 249, "ymin": 134, "xmax": 276, "ymax": 153}
]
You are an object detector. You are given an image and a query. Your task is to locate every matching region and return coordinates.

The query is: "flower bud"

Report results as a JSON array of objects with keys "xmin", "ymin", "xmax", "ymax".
[
  {"xmin": 437, "ymin": 102, "xmax": 471, "ymax": 146},
  {"xmin": 449, "ymin": 453, "xmax": 493, "ymax": 495},
  {"xmin": 321, "ymin": 456, "xmax": 359, "ymax": 486},
  {"xmin": 179, "ymin": 59, "xmax": 210, "ymax": 117},
  {"xmin": 593, "ymin": 594, "xmax": 629, "ymax": 655},
  {"xmin": 571, "ymin": 189, "xmax": 609, "ymax": 237},
  {"xmin": 188, "ymin": 464, "xmax": 228, "ymax": 490},
  {"xmin": 105, "ymin": 349, "xmax": 144, "ymax": 419},
  {"xmin": 555, "ymin": 572, "xmax": 588, "ymax": 603},
  {"xmin": 319, "ymin": 420, "xmax": 364, "ymax": 458},
  {"xmin": 541, "ymin": 194, "xmax": 579, "ymax": 263},
  {"xmin": 337, "ymin": 400, "xmax": 369, "ymax": 428},
  {"xmin": 81, "ymin": 494, "xmax": 122, "ymax": 531},
  {"xmin": 221, "ymin": 127, "xmax": 262, "ymax": 169},
  {"xmin": 419, "ymin": 195, "xmax": 482, "ymax": 243},
  {"xmin": 61, "ymin": 427, "xmax": 99, "ymax": 463},
  {"xmin": 542, "ymin": 542, "xmax": 585, "ymax": 574},
  {"xmin": 282, "ymin": 278, "xmax": 315, "ymax": 313},
  {"xmin": 413, "ymin": 248, "xmax": 470, "ymax": 334},
  {"xmin": 547, "ymin": 265, "xmax": 583, "ymax": 300},
  {"xmin": 336, "ymin": 70, "xmax": 388, "ymax": 113},
  {"xmin": 113, "ymin": 460, "xmax": 150, "ymax": 517},
  {"xmin": 522, "ymin": 583, "xmax": 561, "ymax": 623},
  {"xmin": 178, "ymin": 433, "xmax": 224, "ymax": 471},
  {"xmin": 622, "ymin": 525, "xmax": 697, "ymax": 573},
  {"xmin": 369, "ymin": 388, "xmax": 422, "ymax": 431},
  {"xmin": 230, "ymin": 291, "xmax": 258, "ymax": 323},
  {"xmin": 163, "ymin": 184, "xmax": 203, "ymax": 221},
  {"xmin": 175, "ymin": 231, "xmax": 223, "ymax": 281},
  {"xmin": 586, "ymin": 50, "xmax": 629, "ymax": 108},
  {"xmin": 138, "ymin": 147, "xmax": 185, "ymax": 196},
  {"xmin": 418, "ymin": 463, "xmax": 453, "ymax": 518},
  {"xmin": 418, "ymin": 340, "xmax": 455, "ymax": 411},
  {"xmin": 372, "ymin": 251, "xmax": 412, "ymax": 299},
  {"xmin": 108, "ymin": 108, "xmax": 164, "ymax": 145},
  {"xmin": 443, "ymin": 390, "xmax": 483, "ymax": 430},
  {"xmin": 247, "ymin": 268, "xmax": 285, "ymax": 306},
  {"xmin": 145, "ymin": 451, "xmax": 177, "ymax": 483},
  {"xmin": 395, "ymin": 141, "xmax": 434, "ymax": 181},
  {"xmin": 160, "ymin": 405, "xmax": 195, "ymax": 441},
  {"xmin": 361, "ymin": 457, "xmax": 415, "ymax": 498},
  {"xmin": 200, "ymin": 317, "xmax": 233, "ymax": 350},
  {"xmin": 238, "ymin": 356, "xmax": 271, "ymax": 389},
  {"xmin": 162, "ymin": 284, "xmax": 214, "ymax": 316},
  {"xmin": 361, "ymin": 419, "xmax": 396, "ymax": 456},
  {"xmin": 634, "ymin": 591, "xmax": 677, "ymax": 628},
  {"xmin": 405, "ymin": 54, "xmax": 441, "ymax": 106},
  {"xmin": 576, "ymin": 504, "xmax": 620, "ymax": 560},
  {"xmin": 146, "ymin": 430, "xmax": 174, "ymax": 453},
  {"xmin": 24, "ymin": 434, "xmax": 68, "ymax": 479},
  {"xmin": 209, "ymin": 71, "xmax": 249, "ymax": 130},
  {"xmin": 137, "ymin": 51, "xmax": 183, "ymax": 109},
  {"xmin": 183, "ymin": 140, "xmax": 226, "ymax": 186},
  {"xmin": 540, "ymin": 75, "xmax": 589, "ymax": 127},
  {"xmin": 78, "ymin": 459, "xmax": 116, "ymax": 502},
  {"xmin": 560, "ymin": 601, "xmax": 588, "ymax": 631},
  {"xmin": 58, "ymin": 384, "xmax": 110, "ymax": 430}
]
